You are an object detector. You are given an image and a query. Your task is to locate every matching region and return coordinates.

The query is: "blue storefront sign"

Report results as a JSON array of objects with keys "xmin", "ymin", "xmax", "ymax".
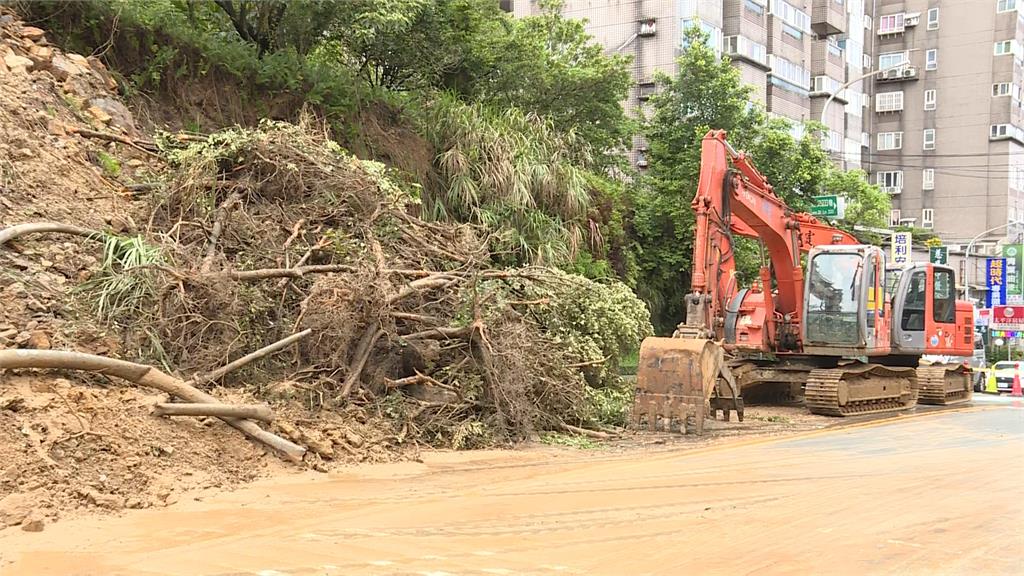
[{"xmin": 987, "ymin": 257, "xmax": 1008, "ymax": 307}]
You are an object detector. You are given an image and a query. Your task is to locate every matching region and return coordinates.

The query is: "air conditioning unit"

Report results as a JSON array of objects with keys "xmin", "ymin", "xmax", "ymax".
[
  {"xmin": 902, "ymin": 67, "xmax": 917, "ymax": 78},
  {"xmin": 882, "ymin": 68, "xmax": 902, "ymax": 80},
  {"xmin": 639, "ymin": 18, "xmax": 656, "ymax": 37},
  {"xmin": 880, "ymin": 186, "xmax": 902, "ymax": 195},
  {"xmin": 904, "ymin": 13, "xmax": 920, "ymax": 27},
  {"xmin": 637, "ymin": 82, "xmax": 656, "ymax": 101}
]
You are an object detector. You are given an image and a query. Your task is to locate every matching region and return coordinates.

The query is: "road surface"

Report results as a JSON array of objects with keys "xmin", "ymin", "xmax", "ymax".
[{"xmin": 2, "ymin": 402, "xmax": 1022, "ymax": 575}]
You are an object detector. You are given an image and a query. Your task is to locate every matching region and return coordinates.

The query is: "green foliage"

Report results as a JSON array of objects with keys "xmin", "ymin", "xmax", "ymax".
[
  {"xmin": 633, "ymin": 26, "xmax": 762, "ymax": 332},
  {"xmin": 416, "ymin": 93, "xmax": 592, "ymax": 265},
  {"xmin": 824, "ymin": 168, "xmax": 891, "ymax": 243},
  {"xmin": 539, "ymin": 432, "xmax": 600, "ymax": 449},
  {"xmin": 468, "ymin": 0, "xmax": 633, "ymax": 161},
  {"xmin": 488, "ymin": 268, "xmax": 653, "ymax": 385},
  {"xmin": 81, "ymin": 233, "xmax": 165, "ymax": 323},
  {"xmin": 96, "ymin": 151, "xmax": 121, "ymax": 177},
  {"xmin": 26, "ymin": 1, "xmax": 359, "ymax": 116},
  {"xmin": 583, "ymin": 379, "xmax": 634, "ymax": 428}
]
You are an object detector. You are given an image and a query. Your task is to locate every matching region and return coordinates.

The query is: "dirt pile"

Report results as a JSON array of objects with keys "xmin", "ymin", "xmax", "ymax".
[{"xmin": 0, "ymin": 11, "xmax": 399, "ymax": 526}]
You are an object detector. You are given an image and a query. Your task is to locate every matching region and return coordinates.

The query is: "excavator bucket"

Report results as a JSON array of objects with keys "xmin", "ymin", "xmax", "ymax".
[{"xmin": 633, "ymin": 337, "xmax": 721, "ymax": 434}]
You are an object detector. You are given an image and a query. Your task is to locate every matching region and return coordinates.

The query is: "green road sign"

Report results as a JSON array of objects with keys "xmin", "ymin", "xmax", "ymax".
[
  {"xmin": 929, "ymin": 246, "xmax": 948, "ymax": 265},
  {"xmin": 811, "ymin": 195, "xmax": 839, "ymax": 218},
  {"xmin": 1003, "ymin": 244, "xmax": 1022, "ymax": 299}
]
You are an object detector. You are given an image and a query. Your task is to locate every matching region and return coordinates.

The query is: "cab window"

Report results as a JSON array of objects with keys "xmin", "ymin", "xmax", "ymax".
[
  {"xmin": 901, "ymin": 271, "xmax": 926, "ymax": 331},
  {"xmin": 932, "ymin": 269, "xmax": 955, "ymax": 324}
]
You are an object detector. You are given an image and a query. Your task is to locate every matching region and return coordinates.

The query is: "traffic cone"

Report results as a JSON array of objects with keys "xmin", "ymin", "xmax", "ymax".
[{"xmin": 1013, "ymin": 371, "xmax": 1023, "ymax": 398}]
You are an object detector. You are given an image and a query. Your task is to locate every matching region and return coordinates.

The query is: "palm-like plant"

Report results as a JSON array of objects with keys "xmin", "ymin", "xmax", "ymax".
[{"xmin": 417, "ymin": 92, "xmax": 594, "ymax": 265}]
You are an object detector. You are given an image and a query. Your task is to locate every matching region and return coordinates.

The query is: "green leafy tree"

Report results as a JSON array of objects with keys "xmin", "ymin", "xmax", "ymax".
[
  {"xmin": 471, "ymin": 0, "xmax": 633, "ymax": 160},
  {"xmin": 825, "ymin": 168, "xmax": 892, "ymax": 241},
  {"xmin": 632, "ymin": 26, "xmax": 760, "ymax": 332}
]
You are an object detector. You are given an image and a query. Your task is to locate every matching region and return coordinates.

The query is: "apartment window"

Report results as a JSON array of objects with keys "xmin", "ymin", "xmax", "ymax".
[
  {"xmin": 822, "ymin": 130, "xmax": 843, "ymax": 152},
  {"xmin": 924, "ymin": 89, "xmax": 936, "ymax": 110},
  {"xmin": 922, "ymin": 209, "xmax": 935, "ymax": 229},
  {"xmin": 925, "ymin": 49, "xmax": 937, "ymax": 70},
  {"xmin": 877, "ymin": 171, "xmax": 904, "ymax": 191},
  {"xmin": 923, "ymin": 169, "xmax": 935, "ymax": 190},
  {"xmin": 998, "ymin": 0, "xmax": 1016, "ymax": 13},
  {"xmin": 863, "ymin": 54, "xmax": 872, "ymax": 69},
  {"xmin": 812, "ymin": 75, "xmax": 843, "ymax": 94},
  {"xmin": 770, "ymin": 0, "xmax": 812, "ymax": 33},
  {"xmin": 865, "ymin": 15, "xmax": 872, "ymax": 31},
  {"xmin": 890, "ymin": 209, "xmax": 902, "ymax": 227},
  {"xmin": 995, "ymin": 40, "xmax": 1014, "ymax": 55},
  {"xmin": 878, "ymin": 132, "xmax": 903, "ymax": 150},
  {"xmin": 723, "ymin": 36, "xmax": 768, "ymax": 66},
  {"xmin": 769, "ymin": 54, "xmax": 811, "ymax": 91},
  {"xmin": 681, "ymin": 18, "xmax": 723, "ymax": 54},
  {"xmin": 994, "ymin": 82, "xmax": 1013, "ymax": 96},
  {"xmin": 876, "ymin": 91, "xmax": 904, "ymax": 112},
  {"xmin": 927, "ymin": 8, "xmax": 939, "ymax": 29},
  {"xmin": 879, "ymin": 51, "xmax": 908, "ymax": 70},
  {"xmin": 745, "ymin": 0, "xmax": 765, "ymax": 15},
  {"xmin": 992, "ymin": 124, "xmax": 1012, "ymax": 138},
  {"xmin": 923, "ymin": 129, "xmax": 936, "ymax": 150},
  {"xmin": 878, "ymin": 13, "xmax": 905, "ymax": 34}
]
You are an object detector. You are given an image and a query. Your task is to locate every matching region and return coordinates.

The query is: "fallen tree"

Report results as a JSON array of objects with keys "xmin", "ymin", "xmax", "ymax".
[{"xmin": 0, "ymin": 350, "xmax": 305, "ymax": 462}]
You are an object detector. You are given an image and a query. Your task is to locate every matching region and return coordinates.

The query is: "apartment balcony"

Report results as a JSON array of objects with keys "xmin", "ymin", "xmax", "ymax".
[
  {"xmin": 810, "ymin": 39, "xmax": 844, "ymax": 79},
  {"xmin": 811, "ymin": 0, "xmax": 846, "ymax": 37}
]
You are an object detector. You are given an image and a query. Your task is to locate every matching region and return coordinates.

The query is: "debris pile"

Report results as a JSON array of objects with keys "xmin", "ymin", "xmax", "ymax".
[
  {"xmin": 0, "ymin": 9, "xmax": 652, "ymax": 525},
  {"xmin": 135, "ymin": 119, "xmax": 651, "ymax": 450}
]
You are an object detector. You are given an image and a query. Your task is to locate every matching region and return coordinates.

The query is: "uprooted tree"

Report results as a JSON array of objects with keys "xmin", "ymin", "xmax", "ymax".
[{"xmin": 35, "ymin": 119, "xmax": 652, "ymax": 450}]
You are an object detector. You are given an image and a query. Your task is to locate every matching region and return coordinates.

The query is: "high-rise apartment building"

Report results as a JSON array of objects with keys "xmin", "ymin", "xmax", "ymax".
[
  {"xmin": 505, "ymin": 0, "xmax": 1022, "ymax": 245},
  {"xmin": 506, "ymin": 0, "xmax": 872, "ymax": 169},
  {"xmin": 866, "ymin": 0, "xmax": 1024, "ymax": 244}
]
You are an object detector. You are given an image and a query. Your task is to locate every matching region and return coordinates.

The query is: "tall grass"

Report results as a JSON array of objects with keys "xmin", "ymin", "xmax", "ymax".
[
  {"xmin": 417, "ymin": 93, "xmax": 595, "ymax": 265},
  {"xmin": 82, "ymin": 233, "xmax": 165, "ymax": 323}
]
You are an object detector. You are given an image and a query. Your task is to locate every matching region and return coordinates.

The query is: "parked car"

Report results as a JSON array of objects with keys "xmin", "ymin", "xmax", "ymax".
[{"xmin": 991, "ymin": 361, "xmax": 1024, "ymax": 393}]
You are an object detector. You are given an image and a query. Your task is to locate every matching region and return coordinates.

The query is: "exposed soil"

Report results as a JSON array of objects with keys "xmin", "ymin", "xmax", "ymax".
[
  {"xmin": 0, "ymin": 10, "xmax": 845, "ymax": 537},
  {"xmin": 2, "ymin": 406, "xmax": 1016, "ymax": 575}
]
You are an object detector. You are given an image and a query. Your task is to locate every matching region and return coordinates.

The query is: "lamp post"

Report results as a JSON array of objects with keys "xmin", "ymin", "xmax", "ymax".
[
  {"xmin": 820, "ymin": 49, "xmax": 922, "ymax": 125},
  {"xmin": 961, "ymin": 220, "xmax": 1024, "ymax": 301}
]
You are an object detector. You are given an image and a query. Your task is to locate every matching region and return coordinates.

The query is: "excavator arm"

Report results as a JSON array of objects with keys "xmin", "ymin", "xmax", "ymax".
[{"xmin": 686, "ymin": 130, "xmax": 857, "ymax": 349}]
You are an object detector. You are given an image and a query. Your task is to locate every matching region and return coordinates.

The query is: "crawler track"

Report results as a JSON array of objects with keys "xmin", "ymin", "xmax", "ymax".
[
  {"xmin": 805, "ymin": 366, "xmax": 918, "ymax": 417},
  {"xmin": 917, "ymin": 365, "xmax": 972, "ymax": 405}
]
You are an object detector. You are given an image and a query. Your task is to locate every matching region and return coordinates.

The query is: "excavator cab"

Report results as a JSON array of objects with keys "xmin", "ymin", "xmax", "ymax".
[
  {"xmin": 890, "ymin": 262, "xmax": 974, "ymax": 405},
  {"xmin": 890, "ymin": 263, "xmax": 972, "ymax": 357},
  {"xmin": 802, "ymin": 245, "xmax": 890, "ymax": 356}
]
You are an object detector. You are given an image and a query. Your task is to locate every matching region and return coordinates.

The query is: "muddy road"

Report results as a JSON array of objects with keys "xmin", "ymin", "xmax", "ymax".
[{"xmin": 2, "ymin": 402, "xmax": 1022, "ymax": 575}]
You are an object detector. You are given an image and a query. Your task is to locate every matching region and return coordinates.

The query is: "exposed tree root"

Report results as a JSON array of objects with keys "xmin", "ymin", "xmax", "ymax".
[
  {"xmin": 0, "ymin": 350, "xmax": 306, "ymax": 462},
  {"xmin": 0, "ymin": 222, "xmax": 100, "ymax": 247}
]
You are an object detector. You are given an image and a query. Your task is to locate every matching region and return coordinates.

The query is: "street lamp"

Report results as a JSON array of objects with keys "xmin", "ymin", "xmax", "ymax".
[
  {"xmin": 820, "ymin": 49, "xmax": 922, "ymax": 125},
  {"xmin": 961, "ymin": 220, "xmax": 1024, "ymax": 300}
]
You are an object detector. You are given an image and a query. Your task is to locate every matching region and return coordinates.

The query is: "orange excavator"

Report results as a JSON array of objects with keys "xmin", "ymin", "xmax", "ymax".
[{"xmin": 634, "ymin": 130, "xmax": 973, "ymax": 432}]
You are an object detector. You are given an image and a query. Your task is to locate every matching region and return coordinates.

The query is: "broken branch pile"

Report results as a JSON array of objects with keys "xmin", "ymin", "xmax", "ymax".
[{"xmin": 17, "ymin": 119, "xmax": 653, "ymax": 449}]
